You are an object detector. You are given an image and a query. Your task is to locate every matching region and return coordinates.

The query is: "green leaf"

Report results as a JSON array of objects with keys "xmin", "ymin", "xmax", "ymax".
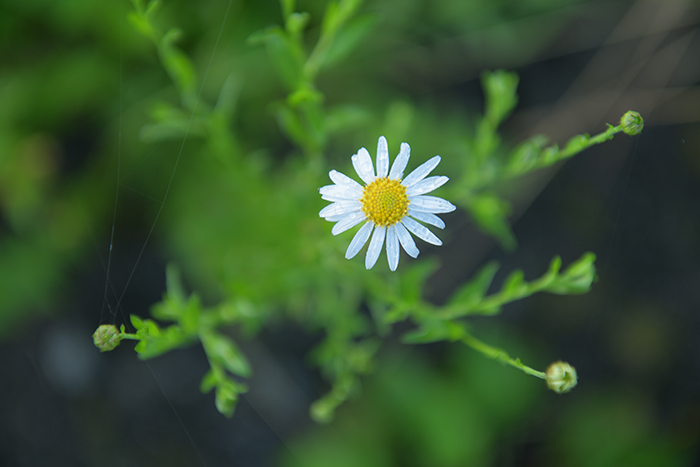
[
  {"xmin": 130, "ymin": 314, "xmax": 145, "ymax": 330},
  {"xmin": 482, "ymin": 70, "xmax": 519, "ymax": 127},
  {"xmin": 447, "ymin": 261, "xmax": 499, "ymax": 311},
  {"xmin": 150, "ymin": 299, "xmax": 179, "ymax": 322},
  {"xmin": 280, "ymin": 0, "xmax": 295, "ymax": 19},
  {"xmin": 134, "ymin": 323, "xmax": 193, "ymax": 360},
  {"xmin": 322, "ymin": 13, "xmax": 377, "ymax": 69},
  {"xmin": 548, "ymin": 255, "xmax": 562, "ymax": 275},
  {"xmin": 287, "ymin": 84, "xmax": 324, "ymax": 107},
  {"xmin": 402, "ymin": 319, "xmax": 466, "ymax": 344},
  {"xmin": 145, "ymin": 318, "xmax": 160, "ymax": 335},
  {"xmin": 334, "ymin": 0, "xmax": 364, "ymax": 31},
  {"xmin": 213, "ymin": 74, "xmax": 241, "ymax": 121},
  {"xmin": 563, "ymin": 133, "xmax": 590, "ymax": 154},
  {"xmin": 161, "ymin": 46, "xmax": 197, "ymax": 107},
  {"xmin": 473, "ymin": 118, "xmax": 501, "ymax": 161},
  {"xmin": 215, "ymin": 380, "xmax": 239, "ymax": 418},
  {"xmin": 465, "ymin": 192, "xmax": 517, "ymax": 251},
  {"xmin": 165, "ymin": 263, "xmax": 185, "ymax": 302},
  {"xmin": 162, "ymin": 27, "xmax": 184, "ymax": 46},
  {"xmin": 310, "ymin": 372, "xmax": 356, "ymax": 423},
  {"xmin": 200, "ymin": 367, "xmax": 248, "ymax": 417},
  {"xmin": 502, "ymin": 270, "xmax": 525, "ymax": 296},
  {"xmin": 547, "ymin": 252, "xmax": 597, "ymax": 294},
  {"xmin": 346, "ymin": 338, "xmax": 381, "ymax": 374},
  {"xmin": 275, "ymin": 103, "xmax": 309, "ymax": 148},
  {"xmin": 150, "ymin": 265, "xmax": 203, "ymax": 327},
  {"xmin": 504, "ymin": 135, "xmax": 548, "ymax": 176},
  {"xmin": 199, "ymin": 369, "xmax": 218, "ymax": 394},
  {"xmin": 144, "ymin": 0, "xmax": 161, "ymax": 17},
  {"xmin": 127, "ymin": 11, "xmax": 154, "ymax": 38},
  {"xmin": 321, "ymin": 1, "xmax": 341, "ymax": 35},
  {"xmin": 286, "ymin": 12, "xmax": 310, "ymax": 36},
  {"xmin": 380, "ymin": 258, "xmax": 439, "ymax": 323},
  {"xmin": 179, "ymin": 296, "xmax": 202, "ymax": 333},
  {"xmin": 248, "ymin": 27, "xmax": 305, "ymax": 90},
  {"xmin": 201, "ymin": 332, "xmax": 252, "ymax": 378}
]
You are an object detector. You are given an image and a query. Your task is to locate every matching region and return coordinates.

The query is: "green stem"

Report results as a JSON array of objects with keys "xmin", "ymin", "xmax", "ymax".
[
  {"xmin": 558, "ymin": 123, "xmax": 623, "ymax": 161},
  {"xmin": 499, "ymin": 121, "xmax": 627, "ymax": 182},
  {"xmin": 304, "ymin": 31, "xmax": 335, "ymax": 82},
  {"xmin": 119, "ymin": 332, "xmax": 140, "ymax": 341},
  {"xmin": 461, "ymin": 332, "xmax": 546, "ymax": 379}
]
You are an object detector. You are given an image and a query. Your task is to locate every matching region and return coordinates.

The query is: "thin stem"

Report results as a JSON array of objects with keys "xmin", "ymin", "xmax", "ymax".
[
  {"xmin": 461, "ymin": 332, "xmax": 546, "ymax": 379},
  {"xmin": 304, "ymin": 31, "xmax": 334, "ymax": 82},
  {"xmin": 119, "ymin": 332, "xmax": 141, "ymax": 341},
  {"xmin": 558, "ymin": 123, "xmax": 623, "ymax": 161}
]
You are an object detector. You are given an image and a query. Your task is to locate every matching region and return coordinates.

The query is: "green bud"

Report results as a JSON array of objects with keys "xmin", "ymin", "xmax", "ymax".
[
  {"xmin": 93, "ymin": 324, "xmax": 121, "ymax": 352},
  {"xmin": 545, "ymin": 361, "xmax": 578, "ymax": 394},
  {"xmin": 620, "ymin": 111, "xmax": 644, "ymax": 136}
]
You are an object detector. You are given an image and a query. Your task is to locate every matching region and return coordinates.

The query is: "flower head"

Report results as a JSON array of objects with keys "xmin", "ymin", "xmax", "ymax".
[
  {"xmin": 93, "ymin": 324, "xmax": 122, "ymax": 352},
  {"xmin": 319, "ymin": 136, "xmax": 456, "ymax": 270},
  {"xmin": 545, "ymin": 361, "xmax": 578, "ymax": 394},
  {"xmin": 620, "ymin": 110, "xmax": 644, "ymax": 136}
]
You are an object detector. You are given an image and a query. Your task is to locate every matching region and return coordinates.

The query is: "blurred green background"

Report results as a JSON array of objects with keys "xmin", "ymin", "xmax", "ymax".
[{"xmin": 1, "ymin": 0, "xmax": 699, "ymax": 465}]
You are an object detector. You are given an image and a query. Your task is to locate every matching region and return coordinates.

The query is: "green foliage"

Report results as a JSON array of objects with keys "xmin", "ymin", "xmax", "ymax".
[
  {"xmin": 125, "ymin": 265, "xmax": 250, "ymax": 417},
  {"xmin": 503, "ymin": 124, "xmax": 622, "ymax": 178},
  {"xmin": 464, "ymin": 192, "xmax": 517, "ymax": 251},
  {"xmin": 248, "ymin": 0, "xmax": 369, "ymax": 159},
  {"xmin": 129, "ymin": 0, "xmax": 198, "ymax": 109},
  {"xmin": 399, "ymin": 254, "xmax": 595, "ymax": 380},
  {"xmin": 77, "ymin": 1, "xmax": 642, "ymax": 421},
  {"xmin": 447, "ymin": 70, "xmax": 637, "ymax": 250},
  {"xmin": 443, "ymin": 252, "xmax": 597, "ymax": 318}
]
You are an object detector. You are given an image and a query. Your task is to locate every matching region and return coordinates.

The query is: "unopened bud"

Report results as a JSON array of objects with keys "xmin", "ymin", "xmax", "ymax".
[
  {"xmin": 93, "ymin": 324, "xmax": 121, "ymax": 352},
  {"xmin": 620, "ymin": 111, "xmax": 644, "ymax": 136},
  {"xmin": 546, "ymin": 361, "xmax": 577, "ymax": 394}
]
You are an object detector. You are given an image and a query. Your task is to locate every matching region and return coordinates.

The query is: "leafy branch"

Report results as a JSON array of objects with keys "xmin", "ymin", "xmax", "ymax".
[
  {"xmin": 94, "ymin": 265, "xmax": 251, "ymax": 417},
  {"xmin": 128, "ymin": 0, "xmax": 198, "ymax": 110},
  {"xmin": 93, "ymin": 1, "xmax": 643, "ymax": 421},
  {"xmin": 449, "ymin": 71, "xmax": 644, "ymax": 250},
  {"xmin": 395, "ymin": 253, "xmax": 595, "ymax": 385},
  {"xmin": 248, "ymin": 0, "xmax": 367, "ymax": 159}
]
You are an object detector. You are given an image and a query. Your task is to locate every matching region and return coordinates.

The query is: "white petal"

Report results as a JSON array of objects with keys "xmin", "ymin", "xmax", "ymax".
[
  {"xmin": 376, "ymin": 136, "xmax": 389, "ymax": 178},
  {"xmin": 345, "ymin": 222, "xmax": 373, "ymax": 259},
  {"xmin": 386, "ymin": 225, "xmax": 400, "ymax": 271},
  {"xmin": 405, "ymin": 176, "xmax": 449, "ymax": 197},
  {"xmin": 395, "ymin": 221, "xmax": 419, "ymax": 258},
  {"xmin": 408, "ymin": 208, "xmax": 445, "ymax": 229},
  {"xmin": 319, "ymin": 184, "xmax": 362, "ymax": 202},
  {"xmin": 329, "ymin": 170, "xmax": 363, "ymax": 191},
  {"xmin": 402, "ymin": 217, "xmax": 442, "ymax": 246},
  {"xmin": 402, "ymin": 155, "xmax": 441, "ymax": 188},
  {"xmin": 389, "ymin": 142, "xmax": 410, "ymax": 180},
  {"xmin": 324, "ymin": 212, "xmax": 354, "ymax": 222},
  {"xmin": 331, "ymin": 211, "xmax": 366, "ymax": 235},
  {"xmin": 365, "ymin": 225, "xmax": 386, "ymax": 269},
  {"xmin": 352, "ymin": 148, "xmax": 375, "ymax": 184},
  {"xmin": 409, "ymin": 195, "xmax": 456, "ymax": 214},
  {"xmin": 321, "ymin": 194, "xmax": 358, "ymax": 203},
  {"xmin": 319, "ymin": 201, "xmax": 361, "ymax": 218}
]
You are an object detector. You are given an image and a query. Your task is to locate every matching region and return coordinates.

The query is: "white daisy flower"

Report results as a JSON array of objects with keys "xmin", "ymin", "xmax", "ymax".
[{"xmin": 319, "ymin": 136, "xmax": 456, "ymax": 271}]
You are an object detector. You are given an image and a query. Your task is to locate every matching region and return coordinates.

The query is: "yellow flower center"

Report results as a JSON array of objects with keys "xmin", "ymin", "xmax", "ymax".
[{"xmin": 360, "ymin": 177, "xmax": 409, "ymax": 227}]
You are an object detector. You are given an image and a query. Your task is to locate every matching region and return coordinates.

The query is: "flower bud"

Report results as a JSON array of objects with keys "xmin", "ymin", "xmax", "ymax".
[
  {"xmin": 620, "ymin": 111, "xmax": 644, "ymax": 136},
  {"xmin": 93, "ymin": 324, "xmax": 121, "ymax": 352},
  {"xmin": 545, "ymin": 361, "xmax": 577, "ymax": 394}
]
